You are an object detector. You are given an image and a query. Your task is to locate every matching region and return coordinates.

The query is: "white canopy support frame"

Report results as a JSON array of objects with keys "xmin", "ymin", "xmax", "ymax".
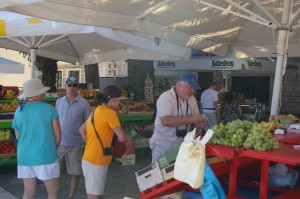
[
  {"xmin": 8, "ymin": 35, "xmax": 76, "ymax": 78},
  {"xmin": 137, "ymin": 0, "xmax": 174, "ymax": 20},
  {"xmin": 199, "ymin": 0, "xmax": 294, "ymax": 115},
  {"xmin": 199, "ymin": 0, "xmax": 276, "ymax": 29}
]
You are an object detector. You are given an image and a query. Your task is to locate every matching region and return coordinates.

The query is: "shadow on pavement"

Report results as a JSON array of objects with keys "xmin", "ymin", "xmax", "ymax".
[{"xmin": 0, "ymin": 150, "xmax": 152, "ymax": 199}]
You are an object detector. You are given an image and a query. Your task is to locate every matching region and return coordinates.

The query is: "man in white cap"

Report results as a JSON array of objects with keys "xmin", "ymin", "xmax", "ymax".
[
  {"xmin": 12, "ymin": 78, "xmax": 62, "ymax": 199},
  {"xmin": 149, "ymin": 71, "xmax": 208, "ymax": 163},
  {"xmin": 55, "ymin": 77, "xmax": 90, "ymax": 199}
]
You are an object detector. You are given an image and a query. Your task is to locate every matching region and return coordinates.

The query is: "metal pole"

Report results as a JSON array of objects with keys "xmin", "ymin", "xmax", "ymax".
[
  {"xmin": 270, "ymin": 0, "xmax": 292, "ymax": 115},
  {"xmin": 30, "ymin": 48, "xmax": 37, "ymax": 79}
]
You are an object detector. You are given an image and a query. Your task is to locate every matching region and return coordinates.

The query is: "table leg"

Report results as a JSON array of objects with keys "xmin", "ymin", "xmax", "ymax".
[
  {"xmin": 228, "ymin": 155, "xmax": 238, "ymax": 198},
  {"xmin": 260, "ymin": 160, "xmax": 269, "ymax": 199}
]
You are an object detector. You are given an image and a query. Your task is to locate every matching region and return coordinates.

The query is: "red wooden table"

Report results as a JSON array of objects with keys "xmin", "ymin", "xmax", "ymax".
[
  {"xmin": 206, "ymin": 144, "xmax": 243, "ymax": 199},
  {"xmin": 207, "ymin": 141, "xmax": 300, "ymax": 199},
  {"xmin": 273, "ymin": 132, "xmax": 300, "ymax": 145},
  {"xmin": 241, "ymin": 143, "xmax": 300, "ymax": 199},
  {"xmin": 140, "ymin": 134, "xmax": 300, "ymax": 199}
]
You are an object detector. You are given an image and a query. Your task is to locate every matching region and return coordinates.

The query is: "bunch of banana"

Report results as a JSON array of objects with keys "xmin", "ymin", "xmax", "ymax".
[
  {"xmin": 261, "ymin": 121, "xmax": 281, "ymax": 131},
  {"xmin": 0, "ymin": 101, "xmax": 18, "ymax": 112},
  {"xmin": 4, "ymin": 90, "xmax": 17, "ymax": 100}
]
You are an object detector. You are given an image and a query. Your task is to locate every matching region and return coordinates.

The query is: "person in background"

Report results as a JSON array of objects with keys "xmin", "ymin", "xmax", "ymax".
[
  {"xmin": 149, "ymin": 71, "xmax": 208, "ymax": 163},
  {"xmin": 0, "ymin": 84, "xmax": 3, "ymax": 99},
  {"xmin": 200, "ymin": 81, "xmax": 222, "ymax": 130},
  {"xmin": 55, "ymin": 77, "xmax": 90, "ymax": 199},
  {"xmin": 221, "ymin": 91, "xmax": 243, "ymax": 124},
  {"xmin": 79, "ymin": 85, "xmax": 126, "ymax": 199},
  {"xmin": 12, "ymin": 79, "xmax": 62, "ymax": 199}
]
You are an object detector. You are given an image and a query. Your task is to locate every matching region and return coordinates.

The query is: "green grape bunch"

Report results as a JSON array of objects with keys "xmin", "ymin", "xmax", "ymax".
[
  {"xmin": 209, "ymin": 119, "xmax": 279, "ymax": 151},
  {"xmin": 243, "ymin": 123, "xmax": 279, "ymax": 151}
]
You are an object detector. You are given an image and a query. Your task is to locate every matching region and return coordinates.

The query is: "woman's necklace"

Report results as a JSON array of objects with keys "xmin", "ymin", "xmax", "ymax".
[{"xmin": 27, "ymin": 98, "xmax": 39, "ymax": 103}]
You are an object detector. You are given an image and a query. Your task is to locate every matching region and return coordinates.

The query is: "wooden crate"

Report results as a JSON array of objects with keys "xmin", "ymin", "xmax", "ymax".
[{"xmin": 135, "ymin": 162, "xmax": 164, "ymax": 192}]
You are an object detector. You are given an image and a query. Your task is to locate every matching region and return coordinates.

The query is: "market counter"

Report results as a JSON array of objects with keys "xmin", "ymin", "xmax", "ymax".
[
  {"xmin": 0, "ymin": 119, "xmax": 12, "ymax": 129},
  {"xmin": 206, "ymin": 141, "xmax": 300, "ymax": 199},
  {"xmin": 118, "ymin": 113, "xmax": 154, "ymax": 122},
  {"xmin": 240, "ymin": 143, "xmax": 300, "ymax": 199},
  {"xmin": 0, "ymin": 113, "xmax": 155, "ymax": 127},
  {"xmin": 273, "ymin": 132, "xmax": 300, "ymax": 145}
]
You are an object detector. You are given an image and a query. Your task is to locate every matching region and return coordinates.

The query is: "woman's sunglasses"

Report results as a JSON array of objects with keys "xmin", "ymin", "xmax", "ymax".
[{"xmin": 67, "ymin": 83, "xmax": 78, "ymax": 88}]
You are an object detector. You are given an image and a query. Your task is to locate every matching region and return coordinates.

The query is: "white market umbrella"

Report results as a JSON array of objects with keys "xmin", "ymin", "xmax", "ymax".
[
  {"xmin": 1, "ymin": 1, "xmax": 300, "ymax": 57},
  {"xmin": 196, "ymin": 0, "xmax": 300, "ymax": 117},
  {"xmin": 0, "ymin": 13, "xmax": 192, "ymax": 78},
  {"xmin": 0, "ymin": 57, "xmax": 24, "ymax": 74},
  {"xmin": 2, "ymin": 1, "xmax": 300, "ymax": 115}
]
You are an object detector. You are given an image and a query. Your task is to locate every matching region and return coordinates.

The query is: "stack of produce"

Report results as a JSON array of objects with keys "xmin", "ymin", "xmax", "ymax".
[
  {"xmin": 0, "ymin": 130, "xmax": 17, "ymax": 161},
  {"xmin": 124, "ymin": 127, "xmax": 138, "ymax": 138},
  {"xmin": 0, "ymin": 141, "xmax": 16, "ymax": 155},
  {"xmin": 261, "ymin": 120, "xmax": 281, "ymax": 132},
  {"xmin": 243, "ymin": 123, "xmax": 279, "ymax": 151},
  {"xmin": 210, "ymin": 119, "xmax": 279, "ymax": 151},
  {"xmin": 0, "ymin": 101, "xmax": 18, "ymax": 112},
  {"xmin": 0, "ymin": 129, "xmax": 11, "ymax": 141},
  {"xmin": 269, "ymin": 114, "xmax": 298, "ymax": 129},
  {"xmin": 79, "ymin": 89, "xmax": 97, "ymax": 99},
  {"xmin": 4, "ymin": 90, "xmax": 17, "ymax": 100},
  {"xmin": 144, "ymin": 76, "xmax": 154, "ymax": 104},
  {"xmin": 210, "ymin": 120, "xmax": 253, "ymax": 147}
]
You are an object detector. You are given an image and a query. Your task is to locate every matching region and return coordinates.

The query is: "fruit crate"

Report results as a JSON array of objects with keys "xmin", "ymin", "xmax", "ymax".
[
  {"xmin": 0, "ymin": 152, "xmax": 17, "ymax": 167},
  {"xmin": 0, "ymin": 153, "xmax": 16, "ymax": 162},
  {"xmin": 0, "ymin": 100, "xmax": 19, "ymax": 113},
  {"xmin": 0, "ymin": 137, "xmax": 17, "ymax": 166}
]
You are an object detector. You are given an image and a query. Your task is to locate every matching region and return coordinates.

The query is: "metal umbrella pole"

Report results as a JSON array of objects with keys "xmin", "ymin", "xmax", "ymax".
[
  {"xmin": 30, "ymin": 47, "xmax": 37, "ymax": 79},
  {"xmin": 270, "ymin": 0, "xmax": 292, "ymax": 115}
]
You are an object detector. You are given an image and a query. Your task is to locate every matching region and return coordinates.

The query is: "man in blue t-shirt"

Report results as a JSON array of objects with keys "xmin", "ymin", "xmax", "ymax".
[{"xmin": 55, "ymin": 77, "xmax": 90, "ymax": 199}]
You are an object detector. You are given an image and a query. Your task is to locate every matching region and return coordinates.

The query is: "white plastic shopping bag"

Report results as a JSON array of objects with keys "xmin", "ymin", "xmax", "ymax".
[{"xmin": 173, "ymin": 128, "xmax": 214, "ymax": 189}]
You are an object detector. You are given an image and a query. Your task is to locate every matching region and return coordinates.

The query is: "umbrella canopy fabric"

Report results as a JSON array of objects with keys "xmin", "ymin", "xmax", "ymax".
[
  {"xmin": 0, "ymin": 57, "xmax": 24, "ymax": 74},
  {"xmin": 2, "ymin": 1, "xmax": 300, "ymax": 115},
  {"xmin": 1, "ymin": 0, "xmax": 300, "ymax": 58},
  {"xmin": 0, "ymin": 16, "xmax": 192, "ymax": 65}
]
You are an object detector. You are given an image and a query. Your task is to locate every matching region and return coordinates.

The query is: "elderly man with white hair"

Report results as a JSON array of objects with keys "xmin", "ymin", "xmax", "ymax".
[{"xmin": 150, "ymin": 71, "xmax": 208, "ymax": 163}]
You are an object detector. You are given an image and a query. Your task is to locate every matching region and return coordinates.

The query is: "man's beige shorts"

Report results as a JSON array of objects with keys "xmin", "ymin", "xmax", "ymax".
[{"xmin": 57, "ymin": 145, "xmax": 83, "ymax": 175}]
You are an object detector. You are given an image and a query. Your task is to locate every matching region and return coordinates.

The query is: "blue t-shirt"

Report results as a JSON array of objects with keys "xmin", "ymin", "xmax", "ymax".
[
  {"xmin": 55, "ymin": 95, "xmax": 90, "ymax": 146},
  {"xmin": 12, "ymin": 101, "xmax": 59, "ymax": 166}
]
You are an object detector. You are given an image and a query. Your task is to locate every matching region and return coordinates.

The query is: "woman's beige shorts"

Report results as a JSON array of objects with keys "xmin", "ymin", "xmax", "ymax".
[{"xmin": 82, "ymin": 160, "xmax": 108, "ymax": 196}]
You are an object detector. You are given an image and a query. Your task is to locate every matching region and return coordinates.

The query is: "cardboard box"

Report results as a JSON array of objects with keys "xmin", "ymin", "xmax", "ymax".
[
  {"xmin": 135, "ymin": 162, "xmax": 164, "ymax": 192},
  {"xmin": 122, "ymin": 154, "xmax": 135, "ymax": 166},
  {"xmin": 157, "ymin": 147, "xmax": 179, "ymax": 169}
]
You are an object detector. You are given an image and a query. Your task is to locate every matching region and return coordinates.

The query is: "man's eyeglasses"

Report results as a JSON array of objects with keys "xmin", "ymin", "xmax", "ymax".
[{"xmin": 67, "ymin": 83, "xmax": 78, "ymax": 88}]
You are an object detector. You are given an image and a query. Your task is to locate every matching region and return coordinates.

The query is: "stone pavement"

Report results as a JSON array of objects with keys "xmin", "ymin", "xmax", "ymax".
[
  {"xmin": 0, "ymin": 150, "xmax": 152, "ymax": 199},
  {"xmin": 0, "ymin": 187, "xmax": 18, "ymax": 199}
]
